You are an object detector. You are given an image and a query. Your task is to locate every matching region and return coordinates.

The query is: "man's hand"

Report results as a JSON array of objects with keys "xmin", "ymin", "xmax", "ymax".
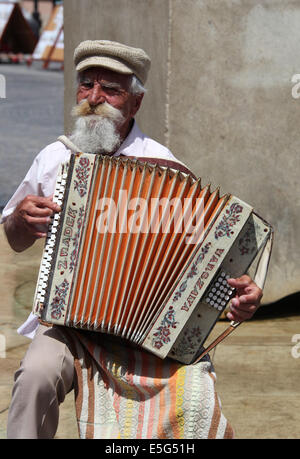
[
  {"xmin": 226, "ymin": 275, "xmax": 263, "ymax": 322},
  {"xmin": 4, "ymin": 195, "xmax": 61, "ymax": 252},
  {"xmin": 13, "ymin": 195, "xmax": 61, "ymax": 238}
]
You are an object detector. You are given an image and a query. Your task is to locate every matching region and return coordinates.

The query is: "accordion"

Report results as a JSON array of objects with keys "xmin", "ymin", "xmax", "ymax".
[{"xmin": 33, "ymin": 153, "xmax": 273, "ymax": 364}]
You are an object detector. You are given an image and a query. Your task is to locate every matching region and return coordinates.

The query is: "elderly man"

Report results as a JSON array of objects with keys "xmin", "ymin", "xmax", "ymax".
[{"xmin": 2, "ymin": 40, "xmax": 262, "ymax": 439}]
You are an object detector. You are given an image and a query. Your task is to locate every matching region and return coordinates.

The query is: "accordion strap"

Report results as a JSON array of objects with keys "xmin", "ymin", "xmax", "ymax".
[
  {"xmin": 57, "ymin": 135, "xmax": 81, "ymax": 153},
  {"xmin": 193, "ymin": 230, "xmax": 274, "ymax": 364}
]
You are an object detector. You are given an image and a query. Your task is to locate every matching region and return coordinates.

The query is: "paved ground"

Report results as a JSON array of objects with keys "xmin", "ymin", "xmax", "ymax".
[
  {"xmin": 0, "ymin": 62, "xmax": 64, "ymax": 209},
  {"xmin": 0, "ymin": 63, "xmax": 300, "ymax": 440}
]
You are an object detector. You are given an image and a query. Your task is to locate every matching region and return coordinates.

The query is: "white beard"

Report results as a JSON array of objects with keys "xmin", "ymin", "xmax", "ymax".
[{"xmin": 69, "ymin": 101, "xmax": 124, "ymax": 155}]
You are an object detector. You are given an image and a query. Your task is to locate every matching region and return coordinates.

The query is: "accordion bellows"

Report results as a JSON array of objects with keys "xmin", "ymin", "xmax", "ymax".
[{"xmin": 33, "ymin": 153, "xmax": 272, "ymax": 364}]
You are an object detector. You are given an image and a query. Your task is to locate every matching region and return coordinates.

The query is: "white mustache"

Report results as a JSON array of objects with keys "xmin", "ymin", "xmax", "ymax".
[{"xmin": 71, "ymin": 99, "xmax": 124, "ymax": 124}]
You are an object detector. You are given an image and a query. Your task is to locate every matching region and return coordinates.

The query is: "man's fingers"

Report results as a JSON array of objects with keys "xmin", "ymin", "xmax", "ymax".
[
  {"xmin": 15, "ymin": 195, "xmax": 61, "ymax": 229},
  {"xmin": 18, "ymin": 195, "xmax": 61, "ymax": 214},
  {"xmin": 227, "ymin": 300, "xmax": 257, "ymax": 321},
  {"xmin": 228, "ymin": 276, "xmax": 263, "ymax": 302},
  {"xmin": 238, "ymin": 291, "xmax": 262, "ymax": 304},
  {"xmin": 26, "ymin": 215, "xmax": 51, "ymax": 225},
  {"xmin": 227, "ymin": 308, "xmax": 252, "ymax": 322},
  {"xmin": 227, "ymin": 275, "xmax": 252, "ymax": 289},
  {"xmin": 32, "ymin": 198, "xmax": 61, "ymax": 213},
  {"xmin": 32, "ymin": 231, "xmax": 48, "ymax": 239},
  {"xmin": 11, "ymin": 195, "xmax": 62, "ymax": 244},
  {"xmin": 43, "ymin": 196, "xmax": 61, "ymax": 212},
  {"xmin": 230, "ymin": 299, "xmax": 257, "ymax": 313},
  {"xmin": 24, "ymin": 206, "xmax": 53, "ymax": 218}
]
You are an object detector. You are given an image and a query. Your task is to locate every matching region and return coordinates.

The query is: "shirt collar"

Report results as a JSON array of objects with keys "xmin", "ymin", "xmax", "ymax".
[{"xmin": 114, "ymin": 120, "xmax": 145, "ymax": 157}]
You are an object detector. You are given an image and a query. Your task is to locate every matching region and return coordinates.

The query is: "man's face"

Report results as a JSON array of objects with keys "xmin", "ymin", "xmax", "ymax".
[{"xmin": 76, "ymin": 67, "xmax": 143, "ymax": 139}]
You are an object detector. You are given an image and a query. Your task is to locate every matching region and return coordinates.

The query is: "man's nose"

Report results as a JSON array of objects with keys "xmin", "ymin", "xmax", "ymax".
[{"xmin": 88, "ymin": 83, "xmax": 106, "ymax": 106}]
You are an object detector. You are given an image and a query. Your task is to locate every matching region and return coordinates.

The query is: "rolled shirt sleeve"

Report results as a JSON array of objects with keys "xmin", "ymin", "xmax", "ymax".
[{"xmin": 0, "ymin": 142, "xmax": 71, "ymax": 224}]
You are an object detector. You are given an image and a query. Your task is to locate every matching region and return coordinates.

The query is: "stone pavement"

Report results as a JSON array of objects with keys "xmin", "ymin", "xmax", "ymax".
[{"xmin": 0, "ymin": 223, "xmax": 300, "ymax": 439}]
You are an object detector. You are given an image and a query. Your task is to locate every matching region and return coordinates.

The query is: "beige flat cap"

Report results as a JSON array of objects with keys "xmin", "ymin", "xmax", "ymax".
[{"xmin": 74, "ymin": 40, "xmax": 151, "ymax": 85}]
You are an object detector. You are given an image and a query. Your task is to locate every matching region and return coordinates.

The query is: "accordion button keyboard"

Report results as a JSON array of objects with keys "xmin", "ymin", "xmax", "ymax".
[
  {"xmin": 204, "ymin": 270, "xmax": 235, "ymax": 311},
  {"xmin": 33, "ymin": 167, "xmax": 68, "ymax": 312}
]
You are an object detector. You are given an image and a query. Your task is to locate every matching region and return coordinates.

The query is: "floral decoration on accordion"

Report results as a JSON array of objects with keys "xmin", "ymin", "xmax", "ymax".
[
  {"xmin": 214, "ymin": 203, "xmax": 243, "ymax": 240},
  {"xmin": 238, "ymin": 219, "xmax": 263, "ymax": 256},
  {"xmin": 74, "ymin": 157, "xmax": 91, "ymax": 197},
  {"xmin": 172, "ymin": 242, "xmax": 211, "ymax": 302},
  {"xmin": 152, "ymin": 306, "xmax": 178, "ymax": 349},
  {"xmin": 69, "ymin": 205, "xmax": 85, "ymax": 272},
  {"xmin": 238, "ymin": 225, "xmax": 256, "ymax": 256},
  {"xmin": 50, "ymin": 279, "xmax": 69, "ymax": 320},
  {"xmin": 171, "ymin": 326, "xmax": 203, "ymax": 357}
]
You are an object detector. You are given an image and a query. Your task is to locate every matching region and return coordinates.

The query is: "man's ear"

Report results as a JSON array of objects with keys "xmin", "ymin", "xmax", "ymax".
[{"xmin": 130, "ymin": 93, "xmax": 144, "ymax": 118}]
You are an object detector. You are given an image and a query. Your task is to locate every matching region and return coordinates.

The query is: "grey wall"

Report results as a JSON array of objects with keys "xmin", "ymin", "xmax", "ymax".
[
  {"xmin": 64, "ymin": 0, "xmax": 169, "ymax": 143},
  {"xmin": 64, "ymin": 0, "xmax": 300, "ymax": 304}
]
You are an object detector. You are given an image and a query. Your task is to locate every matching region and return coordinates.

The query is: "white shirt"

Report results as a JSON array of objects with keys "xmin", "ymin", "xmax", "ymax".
[{"xmin": 1, "ymin": 122, "xmax": 183, "ymax": 339}]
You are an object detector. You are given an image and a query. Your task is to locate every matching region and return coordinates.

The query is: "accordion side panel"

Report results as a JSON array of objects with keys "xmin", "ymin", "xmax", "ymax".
[
  {"xmin": 41, "ymin": 153, "xmax": 97, "ymax": 325},
  {"xmin": 141, "ymin": 196, "xmax": 254, "ymax": 359},
  {"xmin": 168, "ymin": 212, "xmax": 273, "ymax": 364}
]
